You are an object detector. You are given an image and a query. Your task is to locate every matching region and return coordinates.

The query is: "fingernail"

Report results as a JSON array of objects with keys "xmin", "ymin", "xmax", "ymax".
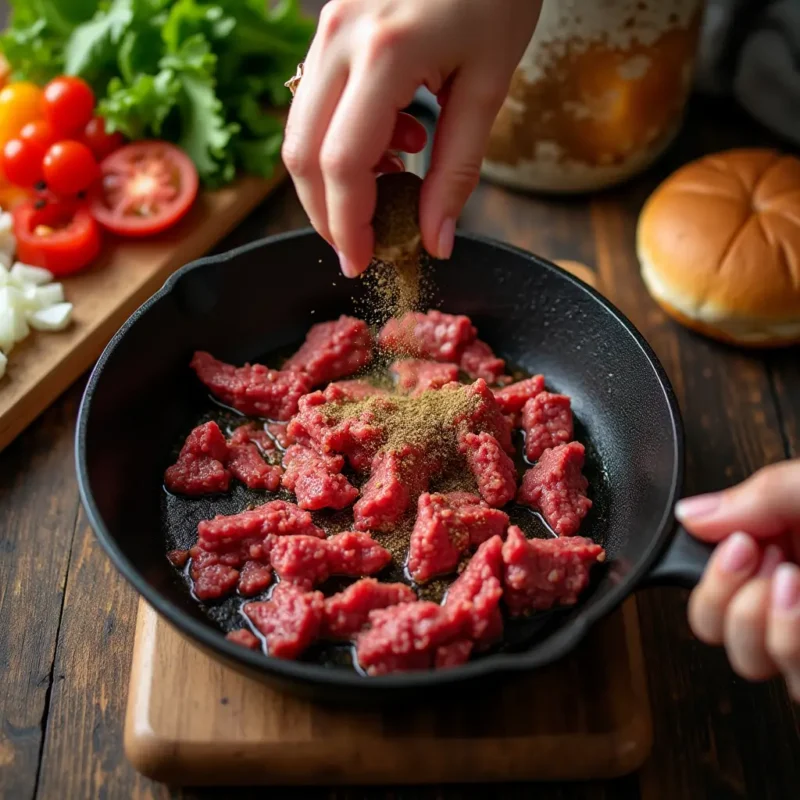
[
  {"xmin": 757, "ymin": 544, "xmax": 784, "ymax": 578},
  {"xmin": 675, "ymin": 492, "xmax": 721, "ymax": 521},
  {"xmin": 437, "ymin": 218, "xmax": 455, "ymax": 260},
  {"xmin": 717, "ymin": 532, "xmax": 757, "ymax": 574},
  {"xmin": 338, "ymin": 253, "xmax": 358, "ymax": 278},
  {"xmin": 772, "ymin": 564, "xmax": 800, "ymax": 613}
]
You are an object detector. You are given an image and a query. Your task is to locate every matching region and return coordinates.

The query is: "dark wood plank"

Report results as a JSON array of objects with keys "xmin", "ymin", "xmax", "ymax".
[
  {"xmin": 0, "ymin": 384, "xmax": 82, "ymax": 800},
  {"xmin": 34, "ymin": 506, "xmax": 167, "ymax": 800},
  {"xmin": 582, "ymin": 105, "xmax": 800, "ymax": 800}
]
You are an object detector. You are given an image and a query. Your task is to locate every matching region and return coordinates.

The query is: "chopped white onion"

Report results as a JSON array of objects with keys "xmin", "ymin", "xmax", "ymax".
[
  {"xmin": 10, "ymin": 262, "xmax": 54, "ymax": 287},
  {"xmin": 28, "ymin": 302, "xmax": 73, "ymax": 332},
  {"xmin": 0, "ymin": 210, "xmax": 73, "ymax": 365}
]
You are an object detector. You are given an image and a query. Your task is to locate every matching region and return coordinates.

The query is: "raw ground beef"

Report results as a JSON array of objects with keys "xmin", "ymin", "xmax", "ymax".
[
  {"xmin": 459, "ymin": 431, "xmax": 517, "ymax": 507},
  {"xmin": 225, "ymin": 629, "xmax": 260, "ymax": 649},
  {"xmin": 283, "ymin": 315, "xmax": 373, "ymax": 386},
  {"xmin": 191, "ymin": 351, "xmax": 313, "ymax": 420},
  {"xmin": 266, "ymin": 421, "xmax": 295, "ymax": 449},
  {"xmin": 166, "ymin": 549, "xmax": 190, "ymax": 568},
  {"xmin": 193, "ymin": 563, "xmax": 240, "ymax": 601},
  {"xmin": 269, "ymin": 534, "xmax": 330, "ymax": 589},
  {"xmin": 226, "ymin": 435, "xmax": 282, "ymax": 491},
  {"xmin": 287, "ymin": 388, "xmax": 388, "ymax": 471},
  {"xmin": 237, "ymin": 560, "xmax": 274, "ymax": 596},
  {"xmin": 407, "ymin": 492, "xmax": 509, "ymax": 584},
  {"xmin": 517, "ymin": 442, "xmax": 591, "ymax": 536},
  {"xmin": 353, "ymin": 444, "xmax": 432, "ymax": 532},
  {"xmin": 164, "ymin": 421, "xmax": 231, "ymax": 495},
  {"xmin": 281, "ymin": 444, "xmax": 358, "ymax": 510},
  {"xmin": 244, "ymin": 584, "xmax": 325, "ymax": 659},
  {"xmin": 459, "ymin": 339, "xmax": 508, "ymax": 385},
  {"xmin": 434, "ymin": 640, "xmax": 474, "ymax": 668},
  {"xmin": 171, "ymin": 309, "xmax": 601, "ymax": 674},
  {"xmin": 444, "ymin": 535, "xmax": 504, "ymax": 649},
  {"xmin": 390, "ymin": 359, "xmax": 460, "ymax": 395},
  {"xmin": 453, "ymin": 379, "xmax": 514, "ymax": 455},
  {"xmin": 198, "ymin": 500, "xmax": 323, "ymax": 546},
  {"xmin": 522, "ymin": 392, "xmax": 574, "ymax": 462},
  {"xmin": 327, "ymin": 379, "xmax": 386, "ymax": 400},
  {"xmin": 378, "ymin": 310, "xmax": 476, "ymax": 361},
  {"xmin": 355, "ymin": 601, "xmax": 466, "ymax": 676},
  {"xmin": 322, "ymin": 579, "xmax": 416, "ymax": 639},
  {"xmin": 493, "ymin": 376, "xmax": 545, "ymax": 414},
  {"xmin": 326, "ymin": 531, "xmax": 393, "ymax": 576},
  {"xmin": 166, "ymin": 421, "xmax": 282, "ymax": 494},
  {"xmin": 229, "ymin": 423, "xmax": 275, "ymax": 454},
  {"xmin": 270, "ymin": 531, "xmax": 391, "ymax": 588},
  {"xmin": 501, "ymin": 526, "xmax": 605, "ymax": 614}
]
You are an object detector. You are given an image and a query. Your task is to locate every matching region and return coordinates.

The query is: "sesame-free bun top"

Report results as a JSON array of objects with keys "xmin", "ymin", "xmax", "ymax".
[{"xmin": 636, "ymin": 148, "xmax": 800, "ymax": 347}]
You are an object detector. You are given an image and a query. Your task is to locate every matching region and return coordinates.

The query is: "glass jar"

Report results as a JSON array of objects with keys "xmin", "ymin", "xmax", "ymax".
[{"xmin": 481, "ymin": 0, "xmax": 704, "ymax": 193}]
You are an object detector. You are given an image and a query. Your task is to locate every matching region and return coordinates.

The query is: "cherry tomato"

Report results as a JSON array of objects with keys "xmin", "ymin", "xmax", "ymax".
[
  {"xmin": 43, "ymin": 140, "xmax": 99, "ymax": 195},
  {"xmin": 2, "ymin": 137, "xmax": 45, "ymax": 187},
  {"xmin": 81, "ymin": 116, "xmax": 124, "ymax": 161},
  {"xmin": 43, "ymin": 76, "xmax": 95, "ymax": 138},
  {"xmin": 13, "ymin": 196, "xmax": 101, "ymax": 276},
  {"xmin": 89, "ymin": 141, "xmax": 199, "ymax": 237},
  {"xmin": 0, "ymin": 81, "xmax": 44, "ymax": 144},
  {"xmin": 20, "ymin": 119, "xmax": 57, "ymax": 151},
  {"xmin": 1, "ymin": 121, "xmax": 57, "ymax": 188}
]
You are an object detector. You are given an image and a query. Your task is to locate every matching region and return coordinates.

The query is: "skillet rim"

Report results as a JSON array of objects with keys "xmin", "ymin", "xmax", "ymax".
[{"xmin": 75, "ymin": 227, "xmax": 684, "ymax": 693}]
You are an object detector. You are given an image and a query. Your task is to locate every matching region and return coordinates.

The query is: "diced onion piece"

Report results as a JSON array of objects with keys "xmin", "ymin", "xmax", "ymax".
[
  {"xmin": 28, "ymin": 302, "xmax": 73, "ymax": 332},
  {"xmin": 0, "ymin": 350, "xmax": 6, "ymax": 380},
  {"xmin": 33, "ymin": 283, "xmax": 64, "ymax": 309},
  {"xmin": 0, "ymin": 212, "xmax": 12, "ymax": 234},
  {"xmin": 12, "ymin": 305, "xmax": 29, "ymax": 342},
  {"xmin": 0, "ymin": 308, "xmax": 15, "ymax": 353},
  {"xmin": 0, "ymin": 285, "xmax": 23, "ymax": 314},
  {"xmin": 0, "ymin": 264, "xmax": 9, "ymax": 286},
  {"xmin": 10, "ymin": 262, "xmax": 54, "ymax": 287}
]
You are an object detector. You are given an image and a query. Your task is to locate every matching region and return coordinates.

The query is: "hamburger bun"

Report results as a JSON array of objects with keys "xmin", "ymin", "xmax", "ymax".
[{"xmin": 636, "ymin": 148, "xmax": 800, "ymax": 347}]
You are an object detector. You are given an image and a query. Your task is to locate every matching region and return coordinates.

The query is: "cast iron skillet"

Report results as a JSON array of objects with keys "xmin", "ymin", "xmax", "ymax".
[{"xmin": 75, "ymin": 228, "xmax": 712, "ymax": 704}]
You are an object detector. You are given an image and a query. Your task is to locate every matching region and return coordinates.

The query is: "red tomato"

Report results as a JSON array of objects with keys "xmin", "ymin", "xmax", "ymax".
[
  {"xmin": 89, "ymin": 141, "xmax": 199, "ymax": 237},
  {"xmin": 81, "ymin": 116, "xmax": 124, "ymax": 161},
  {"xmin": 2, "ymin": 137, "xmax": 45, "ymax": 187},
  {"xmin": 43, "ymin": 76, "xmax": 95, "ymax": 137},
  {"xmin": 13, "ymin": 196, "xmax": 101, "ymax": 276},
  {"xmin": 1, "ymin": 120, "xmax": 57, "ymax": 187},
  {"xmin": 43, "ymin": 140, "xmax": 99, "ymax": 195},
  {"xmin": 20, "ymin": 119, "xmax": 57, "ymax": 151}
]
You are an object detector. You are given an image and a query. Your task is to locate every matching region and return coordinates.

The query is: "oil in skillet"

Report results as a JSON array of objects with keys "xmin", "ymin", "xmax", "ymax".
[{"xmin": 160, "ymin": 347, "xmax": 609, "ymax": 667}]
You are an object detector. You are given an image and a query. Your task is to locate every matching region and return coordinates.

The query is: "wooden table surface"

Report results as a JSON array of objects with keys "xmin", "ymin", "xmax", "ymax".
[{"xmin": 1, "ymin": 92, "xmax": 799, "ymax": 798}]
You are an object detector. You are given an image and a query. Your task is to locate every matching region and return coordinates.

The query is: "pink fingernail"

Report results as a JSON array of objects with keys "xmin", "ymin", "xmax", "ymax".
[
  {"xmin": 717, "ymin": 532, "xmax": 757, "ymax": 574},
  {"xmin": 437, "ymin": 218, "xmax": 455, "ymax": 260},
  {"xmin": 675, "ymin": 492, "xmax": 721, "ymax": 521},
  {"xmin": 772, "ymin": 564, "xmax": 800, "ymax": 613},
  {"xmin": 338, "ymin": 253, "xmax": 358, "ymax": 278},
  {"xmin": 758, "ymin": 544, "xmax": 784, "ymax": 578}
]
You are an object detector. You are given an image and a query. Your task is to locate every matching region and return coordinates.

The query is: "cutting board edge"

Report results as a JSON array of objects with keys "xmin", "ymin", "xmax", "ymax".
[
  {"xmin": 0, "ymin": 167, "xmax": 287, "ymax": 454},
  {"xmin": 124, "ymin": 598, "xmax": 652, "ymax": 786}
]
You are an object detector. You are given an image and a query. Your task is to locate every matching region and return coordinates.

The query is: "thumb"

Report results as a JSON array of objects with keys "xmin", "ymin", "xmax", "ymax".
[
  {"xmin": 676, "ymin": 460, "xmax": 800, "ymax": 542},
  {"xmin": 419, "ymin": 69, "xmax": 508, "ymax": 260}
]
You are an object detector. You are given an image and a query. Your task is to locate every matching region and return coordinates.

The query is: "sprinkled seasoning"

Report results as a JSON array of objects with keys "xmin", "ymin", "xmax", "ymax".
[{"xmin": 356, "ymin": 172, "xmax": 433, "ymax": 324}]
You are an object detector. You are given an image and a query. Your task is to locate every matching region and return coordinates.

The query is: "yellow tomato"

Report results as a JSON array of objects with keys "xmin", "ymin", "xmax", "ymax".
[{"xmin": 0, "ymin": 81, "xmax": 44, "ymax": 145}]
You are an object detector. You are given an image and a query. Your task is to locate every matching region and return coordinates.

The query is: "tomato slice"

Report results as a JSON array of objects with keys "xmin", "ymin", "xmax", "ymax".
[
  {"xmin": 13, "ymin": 197, "xmax": 101, "ymax": 276},
  {"xmin": 89, "ymin": 141, "xmax": 199, "ymax": 238}
]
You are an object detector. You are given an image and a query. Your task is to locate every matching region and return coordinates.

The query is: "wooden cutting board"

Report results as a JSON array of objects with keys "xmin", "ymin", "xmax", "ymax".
[
  {"xmin": 123, "ymin": 261, "xmax": 654, "ymax": 786},
  {"xmin": 0, "ymin": 166, "xmax": 286, "ymax": 453}
]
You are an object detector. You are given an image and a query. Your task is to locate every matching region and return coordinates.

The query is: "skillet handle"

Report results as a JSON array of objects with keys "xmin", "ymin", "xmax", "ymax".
[{"xmin": 642, "ymin": 526, "xmax": 715, "ymax": 590}]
